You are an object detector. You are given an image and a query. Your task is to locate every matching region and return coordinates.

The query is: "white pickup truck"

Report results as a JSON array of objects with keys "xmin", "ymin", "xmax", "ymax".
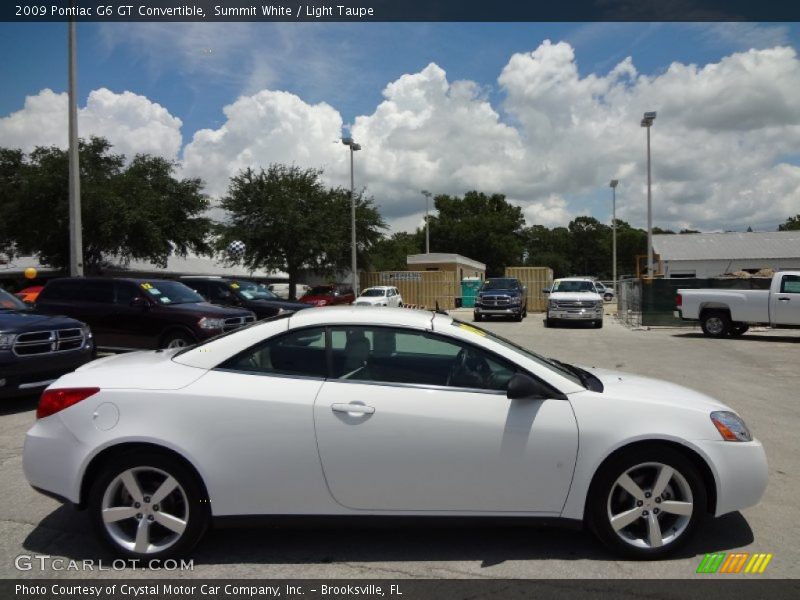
[{"xmin": 676, "ymin": 271, "xmax": 800, "ymax": 337}]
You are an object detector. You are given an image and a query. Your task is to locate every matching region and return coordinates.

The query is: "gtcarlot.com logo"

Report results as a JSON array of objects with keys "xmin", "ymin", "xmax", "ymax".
[{"xmin": 696, "ymin": 552, "xmax": 773, "ymax": 574}]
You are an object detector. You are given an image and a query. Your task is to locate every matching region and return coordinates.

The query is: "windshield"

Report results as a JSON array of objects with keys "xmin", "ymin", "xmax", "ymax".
[
  {"xmin": 450, "ymin": 319, "xmax": 583, "ymax": 387},
  {"xmin": 552, "ymin": 280, "xmax": 596, "ymax": 293},
  {"xmin": 232, "ymin": 281, "xmax": 279, "ymax": 301},
  {"xmin": 481, "ymin": 278, "xmax": 517, "ymax": 291},
  {"xmin": 0, "ymin": 288, "xmax": 28, "ymax": 311},
  {"xmin": 306, "ymin": 286, "xmax": 335, "ymax": 296},
  {"xmin": 139, "ymin": 281, "xmax": 205, "ymax": 305},
  {"xmin": 360, "ymin": 288, "xmax": 386, "ymax": 297}
]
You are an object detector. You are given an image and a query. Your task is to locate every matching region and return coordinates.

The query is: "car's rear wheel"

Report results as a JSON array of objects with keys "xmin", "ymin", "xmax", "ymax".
[
  {"xmin": 730, "ymin": 323, "xmax": 749, "ymax": 337},
  {"xmin": 88, "ymin": 453, "xmax": 209, "ymax": 559},
  {"xmin": 588, "ymin": 447, "xmax": 707, "ymax": 559},
  {"xmin": 700, "ymin": 310, "xmax": 731, "ymax": 337}
]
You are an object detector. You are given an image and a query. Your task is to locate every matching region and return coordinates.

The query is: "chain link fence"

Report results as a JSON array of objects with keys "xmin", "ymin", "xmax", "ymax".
[{"xmin": 617, "ymin": 278, "xmax": 642, "ymax": 328}]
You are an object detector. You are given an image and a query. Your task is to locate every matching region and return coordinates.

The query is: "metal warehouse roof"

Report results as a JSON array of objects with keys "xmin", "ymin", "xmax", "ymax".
[{"xmin": 653, "ymin": 231, "xmax": 800, "ymax": 261}]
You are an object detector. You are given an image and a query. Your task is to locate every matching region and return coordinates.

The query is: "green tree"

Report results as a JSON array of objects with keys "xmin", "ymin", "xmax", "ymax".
[
  {"xmin": 779, "ymin": 215, "xmax": 800, "ymax": 231},
  {"xmin": 0, "ymin": 137, "xmax": 211, "ymax": 274},
  {"xmin": 217, "ymin": 164, "xmax": 386, "ymax": 299},
  {"xmin": 568, "ymin": 216, "xmax": 611, "ymax": 277},
  {"xmin": 367, "ymin": 231, "xmax": 424, "ymax": 272},
  {"xmin": 428, "ymin": 191, "xmax": 525, "ymax": 276}
]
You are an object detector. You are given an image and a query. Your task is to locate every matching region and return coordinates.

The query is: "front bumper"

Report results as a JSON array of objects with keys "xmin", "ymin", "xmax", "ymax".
[
  {"xmin": 548, "ymin": 308, "xmax": 603, "ymax": 321},
  {"xmin": 692, "ymin": 439, "xmax": 768, "ymax": 516},
  {"xmin": 0, "ymin": 348, "xmax": 93, "ymax": 399},
  {"xmin": 475, "ymin": 305, "xmax": 523, "ymax": 315}
]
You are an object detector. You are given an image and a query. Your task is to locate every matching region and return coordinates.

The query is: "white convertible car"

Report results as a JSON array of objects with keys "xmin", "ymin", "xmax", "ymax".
[{"xmin": 23, "ymin": 307, "xmax": 767, "ymax": 560}]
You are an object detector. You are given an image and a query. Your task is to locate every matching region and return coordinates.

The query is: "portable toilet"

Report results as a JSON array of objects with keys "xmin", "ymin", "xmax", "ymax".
[{"xmin": 461, "ymin": 277, "xmax": 483, "ymax": 308}]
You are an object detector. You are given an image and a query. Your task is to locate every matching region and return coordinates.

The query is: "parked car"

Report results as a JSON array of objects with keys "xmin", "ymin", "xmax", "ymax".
[
  {"xmin": 676, "ymin": 271, "xmax": 800, "ymax": 337},
  {"xmin": 0, "ymin": 287, "xmax": 93, "ymax": 399},
  {"xmin": 23, "ymin": 307, "xmax": 766, "ymax": 560},
  {"xmin": 35, "ymin": 278, "xmax": 255, "ymax": 351},
  {"xmin": 15, "ymin": 285, "xmax": 44, "ymax": 305},
  {"xmin": 180, "ymin": 277, "xmax": 311, "ymax": 320},
  {"xmin": 267, "ymin": 283, "xmax": 310, "ymax": 300},
  {"xmin": 300, "ymin": 284, "xmax": 355, "ymax": 307},
  {"xmin": 543, "ymin": 277, "xmax": 604, "ymax": 328},
  {"xmin": 595, "ymin": 282, "xmax": 615, "ymax": 302},
  {"xmin": 473, "ymin": 277, "xmax": 528, "ymax": 322},
  {"xmin": 354, "ymin": 286, "xmax": 403, "ymax": 307}
]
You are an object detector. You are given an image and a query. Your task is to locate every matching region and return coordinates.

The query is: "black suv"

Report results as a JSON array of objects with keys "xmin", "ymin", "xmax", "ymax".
[
  {"xmin": 473, "ymin": 277, "xmax": 528, "ymax": 322},
  {"xmin": 35, "ymin": 278, "xmax": 255, "ymax": 351},
  {"xmin": 180, "ymin": 277, "xmax": 311, "ymax": 319},
  {"xmin": 1, "ymin": 287, "xmax": 94, "ymax": 398}
]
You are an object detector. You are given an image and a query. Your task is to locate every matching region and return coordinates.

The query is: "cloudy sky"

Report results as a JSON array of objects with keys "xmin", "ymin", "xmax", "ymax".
[{"xmin": 1, "ymin": 21, "xmax": 799, "ymax": 233}]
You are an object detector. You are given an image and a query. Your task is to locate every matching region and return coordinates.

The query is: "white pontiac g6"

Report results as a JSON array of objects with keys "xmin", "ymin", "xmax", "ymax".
[{"xmin": 23, "ymin": 307, "xmax": 767, "ymax": 560}]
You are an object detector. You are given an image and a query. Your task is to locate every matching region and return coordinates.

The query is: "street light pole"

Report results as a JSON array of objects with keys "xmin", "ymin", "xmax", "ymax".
[
  {"xmin": 68, "ymin": 15, "xmax": 83, "ymax": 276},
  {"xmin": 421, "ymin": 190, "xmax": 432, "ymax": 254},
  {"xmin": 609, "ymin": 179, "xmax": 618, "ymax": 288},
  {"xmin": 342, "ymin": 137, "xmax": 361, "ymax": 295},
  {"xmin": 641, "ymin": 111, "xmax": 657, "ymax": 277}
]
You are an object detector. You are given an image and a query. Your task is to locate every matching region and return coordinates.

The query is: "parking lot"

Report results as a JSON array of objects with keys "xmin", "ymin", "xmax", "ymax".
[{"xmin": 0, "ymin": 311, "xmax": 797, "ymax": 579}]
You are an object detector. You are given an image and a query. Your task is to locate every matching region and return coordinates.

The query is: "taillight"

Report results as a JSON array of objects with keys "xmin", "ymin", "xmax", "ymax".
[
  {"xmin": 37, "ymin": 387, "xmax": 100, "ymax": 419},
  {"xmin": 676, "ymin": 294, "xmax": 682, "ymax": 308}
]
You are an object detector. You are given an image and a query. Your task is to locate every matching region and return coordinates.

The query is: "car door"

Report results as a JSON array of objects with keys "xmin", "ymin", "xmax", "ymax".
[
  {"xmin": 771, "ymin": 274, "xmax": 800, "ymax": 325},
  {"xmin": 110, "ymin": 282, "xmax": 158, "ymax": 349},
  {"xmin": 313, "ymin": 325, "xmax": 579, "ymax": 513}
]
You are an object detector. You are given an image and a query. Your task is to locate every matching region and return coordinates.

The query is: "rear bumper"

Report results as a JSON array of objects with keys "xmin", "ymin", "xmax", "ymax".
[{"xmin": 23, "ymin": 416, "xmax": 87, "ymax": 504}]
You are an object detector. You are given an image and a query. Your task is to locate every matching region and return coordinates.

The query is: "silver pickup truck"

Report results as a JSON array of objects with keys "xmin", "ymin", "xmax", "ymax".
[{"xmin": 675, "ymin": 271, "xmax": 800, "ymax": 337}]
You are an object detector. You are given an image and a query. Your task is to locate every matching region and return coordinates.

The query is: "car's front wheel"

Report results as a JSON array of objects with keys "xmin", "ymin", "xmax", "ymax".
[
  {"xmin": 588, "ymin": 446, "xmax": 707, "ymax": 559},
  {"xmin": 88, "ymin": 453, "xmax": 209, "ymax": 559}
]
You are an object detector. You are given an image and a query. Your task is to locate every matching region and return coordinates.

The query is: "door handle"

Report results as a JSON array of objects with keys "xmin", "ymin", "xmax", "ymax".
[
  {"xmin": 778, "ymin": 297, "xmax": 791, "ymax": 302},
  {"xmin": 331, "ymin": 403, "xmax": 375, "ymax": 415}
]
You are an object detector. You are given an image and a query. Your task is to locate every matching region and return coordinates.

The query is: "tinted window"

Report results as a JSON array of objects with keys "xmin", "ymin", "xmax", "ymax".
[
  {"xmin": 138, "ymin": 281, "xmax": 204, "ymax": 305},
  {"xmin": 219, "ymin": 327, "xmax": 327, "ymax": 378},
  {"xmin": 482, "ymin": 278, "xmax": 518, "ymax": 291},
  {"xmin": 233, "ymin": 280, "xmax": 278, "ymax": 301},
  {"xmin": 183, "ymin": 280, "xmax": 209, "ymax": 298},
  {"xmin": 552, "ymin": 280, "xmax": 596, "ymax": 293},
  {"xmin": 114, "ymin": 282, "xmax": 144, "ymax": 305},
  {"xmin": 0, "ymin": 288, "xmax": 27, "ymax": 310},
  {"xmin": 307, "ymin": 286, "xmax": 334, "ymax": 296},
  {"xmin": 330, "ymin": 326, "xmax": 517, "ymax": 391},
  {"xmin": 780, "ymin": 275, "xmax": 800, "ymax": 294}
]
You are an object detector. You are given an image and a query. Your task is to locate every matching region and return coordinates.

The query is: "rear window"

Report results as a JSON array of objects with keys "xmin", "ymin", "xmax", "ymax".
[{"xmin": 307, "ymin": 286, "xmax": 335, "ymax": 296}]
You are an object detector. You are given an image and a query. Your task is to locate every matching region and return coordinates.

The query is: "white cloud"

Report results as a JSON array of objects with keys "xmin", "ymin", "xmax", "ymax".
[
  {"xmin": 4, "ymin": 40, "xmax": 800, "ymax": 233},
  {"xmin": 0, "ymin": 88, "xmax": 182, "ymax": 160}
]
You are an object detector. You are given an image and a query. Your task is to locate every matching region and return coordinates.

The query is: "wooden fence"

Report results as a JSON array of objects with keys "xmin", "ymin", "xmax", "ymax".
[
  {"xmin": 504, "ymin": 266, "xmax": 554, "ymax": 312},
  {"xmin": 361, "ymin": 271, "xmax": 460, "ymax": 310}
]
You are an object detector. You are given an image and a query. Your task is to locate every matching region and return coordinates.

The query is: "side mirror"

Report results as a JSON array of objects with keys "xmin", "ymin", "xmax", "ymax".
[
  {"xmin": 130, "ymin": 296, "xmax": 148, "ymax": 309},
  {"xmin": 542, "ymin": 289, "xmax": 550, "ymax": 294},
  {"xmin": 507, "ymin": 373, "xmax": 550, "ymax": 401}
]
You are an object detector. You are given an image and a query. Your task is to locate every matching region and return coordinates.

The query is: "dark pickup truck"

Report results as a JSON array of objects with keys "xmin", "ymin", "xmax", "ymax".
[
  {"xmin": 0, "ymin": 287, "xmax": 94, "ymax": 399},
  {"xmin": 473, "ymin": 277, "xmax": 528, "ymax": 322}
]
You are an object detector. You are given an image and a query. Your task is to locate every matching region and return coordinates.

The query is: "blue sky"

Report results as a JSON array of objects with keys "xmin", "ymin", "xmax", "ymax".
[{"xmin": 1, "ymin": 21, "xmax": 799, "ymax": 232}]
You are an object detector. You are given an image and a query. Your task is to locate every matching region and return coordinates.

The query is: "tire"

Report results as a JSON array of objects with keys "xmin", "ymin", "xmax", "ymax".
[
  {"xmin": 160, "ymin": 330, "xmax": 196, "ymax": 349},
  {"xmin": 700, "ymin": 310, "xmax": 731, "ymax": 338},
  {"xmin": 523, "ymin": 306, "xmax": 528, "ymax": 318},
  {"xmin": 513, "ymin": 312, "xmax": 523, "ymax": 322},
  {"xmin": 587, "ymin": 446, "xmax": 707, "ymax": 559},
  {"xmin": 595, "ymin": 320, "xmax": 604, "ymax": 329},
  {"xmin": 604, "ymin": 293, "xmax": 613, "ymax": 302},
  {"xmin": 544, "ymin": 318, "xmax": 554, "ymax": 328},
  {"xmin": 473, "ymin": 313, "xmax": 482, "ymax": 322},
  {"xmin": 730, "ymin": 323, "xmax": 749, "ymax": 337},
  {"xmin": 88, "ymin": 452, "xmax": 210, "ymax": 560}
]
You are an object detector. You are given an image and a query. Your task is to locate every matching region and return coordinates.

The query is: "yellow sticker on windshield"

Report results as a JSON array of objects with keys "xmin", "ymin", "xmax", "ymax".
[
  {"xmin": 140, "ymin": 283, "xmax": 153, "ymax": 290},
  {"xmin": 457, "ymin": 323, "xmax": 486, "ymax": 337},
  {"xmin": 230, "ymin": 283, "xmax": 240, "ymax": 289}
]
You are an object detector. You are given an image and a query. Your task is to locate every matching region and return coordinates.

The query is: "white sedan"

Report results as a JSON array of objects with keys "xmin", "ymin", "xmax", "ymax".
[
  {"xmin": 23, "ymin": 307, "xmax": 767, "ymax": 560},
  {"xmin": 353, "ymin": 286, "xmax": 403, "ymax": 307}
]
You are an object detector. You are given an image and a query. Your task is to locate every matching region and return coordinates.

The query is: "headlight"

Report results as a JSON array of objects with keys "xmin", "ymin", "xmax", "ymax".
[
  {"xmin": 509, "ymin": 297, "xmax": 521, "ymax": 305},
  {"xmin": 710, "ymin": 411, "xmax": 752, "ymax": 442},
  {"xmin": 198, "ymin": 317, "xmax": 226, "ymax": 330},
  {"xmin": 0, "ymin": 333, "xmax": 16, "ymax": 349},
  {"xmin": 595, "ymin": 301, "xmax": 604, "ymax": 308},
  {"xmin": 316, "ymin": 300, "xmax": 328, "ymax": 306},
  {"xmin": 81, "ymin": 324, "xmax": 93, "ymax": 339},
  {"xmin": 548, "ymin": 299, "xmax": 557, "ymax": 308}
]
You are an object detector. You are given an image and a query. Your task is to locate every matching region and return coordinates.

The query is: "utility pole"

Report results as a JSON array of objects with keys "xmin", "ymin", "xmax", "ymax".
[{"xmin": 68, "ymin": 15, "xmax": 83, "ymax": 276}]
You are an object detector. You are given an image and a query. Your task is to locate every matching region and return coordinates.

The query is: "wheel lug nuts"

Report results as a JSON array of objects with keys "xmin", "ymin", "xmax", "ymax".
[
  {"xmin": 653, "ymin": 508, "xmax": 660, "ymax": 515},
  {"xmin": 636, "ymin": 501, "xmax": 643, "ymax": 507},
  {"xmin": 655, "ymin": 497, "xmax": 662, "ymax": 503},
  {"xmin": 645, "ymin": 492, "xmax": 652, "ymax": 498},
  {"xmin": 642, "ymin": 510, "xmax": 649, "ymax": 516},
  {"xmin": 147, "ymin": 515, "xmax": 154, "ymax": 521},
  {"xmin": 136, "ymin": 513, "xmax": 143, "ymax": 519},
  {"xmin": 144, "ymin": 496, "xmax": 151, "ymax": 503},
  {"xmin": 153, "ymin": 505, "xmax": 159, "ymax": 512},
  {"xmin": 134, "ymin": 502, "xmax": 141, "ymax": 508}
]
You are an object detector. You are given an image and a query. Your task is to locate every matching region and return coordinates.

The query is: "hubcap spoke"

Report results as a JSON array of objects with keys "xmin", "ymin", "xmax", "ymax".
[
  {"xmin": 102, "ymin": 506, "xmax": 139, "ymax": 523},
  {"xmin": 134, "ymin": 518, "xmax": 151, "ymax": 553},
  {"xmin": 154, "ymin": 511, "xmax": 187, "ymax": 534},
  {"xmin": 652, "ymin": 466, "xmax": 674, "ymax": 497},
  {"xmin": 660, "ymin": 500, "xmax": 693, "ymax": 516},
  {"xmin": 120, "ymin": 471, "xmax": 144, "ymax": 504},
  {"xmin": 617, "ymin": 473, "xmax": 646, "ymax": 501},
  {"xmin": 646, "ymin": 514, "xmax": 664, "ymax": 548},
  {"xmin": 610, "ymin": 507, "xmax": 642, "ymax": 531},
  {"xmin": 151, "ymin": 476, "xmax": 179, "ymax": 505}
]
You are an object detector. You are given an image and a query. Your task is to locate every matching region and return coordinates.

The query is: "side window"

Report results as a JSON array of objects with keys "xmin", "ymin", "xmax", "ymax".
[
  {"xmin": 780, "ymin": 275, "xmax": 800, "ymax": 294},
  {"xmin": 210, "ymin": 283, "xmax": 234, "ymax": 303},
  {"xmin": 79, "ymin": 281, "xmax": 114, "ymax": 303},
  {"xmin": 330, "ymin": 326, "xmax": 517, "ymax": 391},
  {"xmin": 114, "ymin": 282, "xmax": 143, "ymax": 305},
  {"xmin": 185, "ymin": 281, "xmax": 208, "ymax": 298},
  {"xmin": 219, "ymin": 327, "xmax": 327, "ymax": 378}
]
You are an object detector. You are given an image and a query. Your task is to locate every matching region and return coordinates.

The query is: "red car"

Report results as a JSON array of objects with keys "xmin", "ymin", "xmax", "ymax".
[{"xmin": 300, "ymin": 284, "xmax": 355, "ymax": 307}]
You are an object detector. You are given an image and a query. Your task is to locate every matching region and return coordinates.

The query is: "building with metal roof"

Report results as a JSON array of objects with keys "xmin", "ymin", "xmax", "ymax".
[{"xmin": 653, "ymin": 231, "xmax": 800, "ymax": 278}]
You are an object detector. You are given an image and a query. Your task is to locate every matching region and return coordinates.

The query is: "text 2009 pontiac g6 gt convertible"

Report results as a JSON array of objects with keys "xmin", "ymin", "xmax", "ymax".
[{"xmin": 23, "ymin": 307, "xmax": 767, "ymax": 559}]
